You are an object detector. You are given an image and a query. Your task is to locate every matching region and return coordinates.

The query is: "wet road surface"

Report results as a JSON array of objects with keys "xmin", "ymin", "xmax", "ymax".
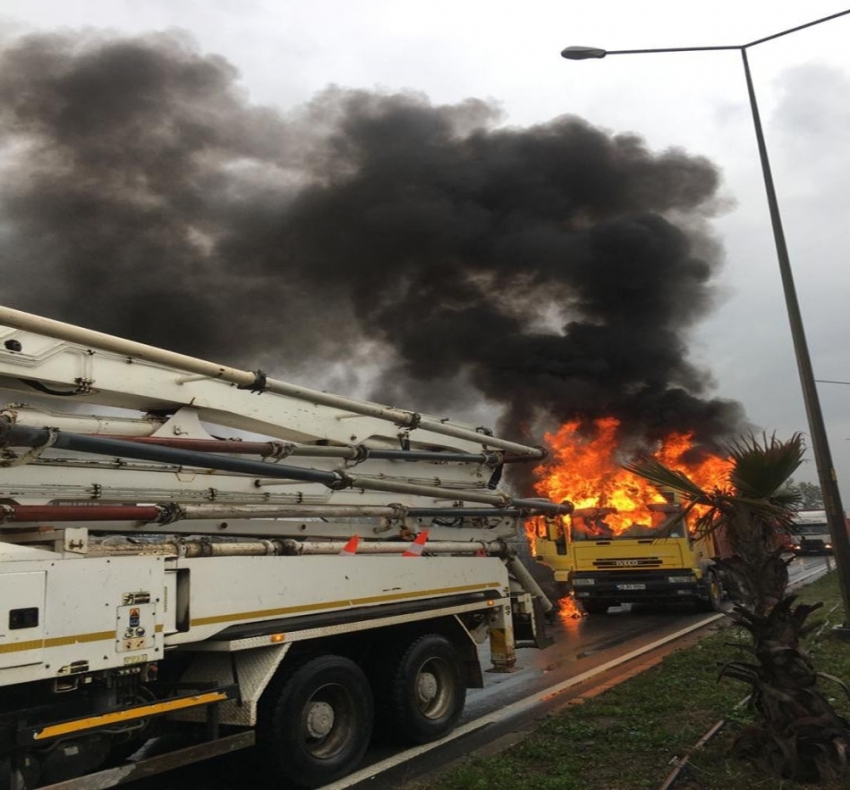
[{"xmin": 121, "ymin": 556, "xmax": 831, "ymax": 789}]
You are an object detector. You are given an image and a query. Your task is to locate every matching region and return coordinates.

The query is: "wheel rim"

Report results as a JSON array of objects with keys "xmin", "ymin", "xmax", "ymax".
[
  {"xmin": 300, "ymin": 683, "xmax": 356, "ymax": 759},
  {"xmin": 415, "ymin": 657, "xmax": 456, "ymax": 720},
  {"xmin": 710, "ymin": 580, "xmax": 721, "ymax": 606}
]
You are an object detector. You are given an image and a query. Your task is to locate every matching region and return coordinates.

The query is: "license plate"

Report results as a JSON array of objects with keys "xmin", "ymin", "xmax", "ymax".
[{"xmin": 616, "ymin": 583, "xmax": 646, "ymax": 591}]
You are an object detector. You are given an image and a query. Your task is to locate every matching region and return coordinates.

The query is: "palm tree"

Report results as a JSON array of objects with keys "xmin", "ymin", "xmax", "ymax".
[
  {"xmin": 626, "ymin": 432, "xmax": 850, "ymax": 782},
  {"xmin": 627, "ymin": 432, "xmax": 803, "ymax": 615}
]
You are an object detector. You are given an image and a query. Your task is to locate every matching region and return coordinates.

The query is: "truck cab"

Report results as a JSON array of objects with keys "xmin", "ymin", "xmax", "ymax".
[
  {"xmin": 789, "ymin": 510, "xmax": 834, "ymax": 555},
  {"xmin": 533, "ymin": 495, "xmax": 723, "ymax": 614}
]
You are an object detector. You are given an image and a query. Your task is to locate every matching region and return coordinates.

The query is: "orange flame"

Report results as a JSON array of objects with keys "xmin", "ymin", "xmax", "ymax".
[
  {"xmin": 558, "ymin": 594, "xmax": 584, "ymax": 621},
  {"xmin": 532, "ymin": 417, "xmax": 732, "ymax": 539}
]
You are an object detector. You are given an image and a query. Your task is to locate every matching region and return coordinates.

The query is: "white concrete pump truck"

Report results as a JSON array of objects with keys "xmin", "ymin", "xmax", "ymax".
[{"xmin": 0, "ymin": 307, "xmax": 570, "ymax": 790}]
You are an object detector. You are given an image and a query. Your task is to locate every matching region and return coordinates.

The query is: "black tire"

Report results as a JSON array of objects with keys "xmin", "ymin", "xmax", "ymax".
[
  {"xmin": 698, "ymin": 573, "xmax": 723, "ymax": 613},
  {"xmin": 582, "ymin": 600, "xmax": 609, "ymax": 615},
  {"xmin": 377, "ymin": 634, "xmax": 466, "ymax": 745},
  {"xmin": 257, "ymin": 655, "xmax": 373, "ymax": 789}
]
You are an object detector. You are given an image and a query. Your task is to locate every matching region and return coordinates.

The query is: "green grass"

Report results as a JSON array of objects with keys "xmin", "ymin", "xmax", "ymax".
[{"xmin": 409, "ymin": 571, "xmax": 850, "ymax": 790}]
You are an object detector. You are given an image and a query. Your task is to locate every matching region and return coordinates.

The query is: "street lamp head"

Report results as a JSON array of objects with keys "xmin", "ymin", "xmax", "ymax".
[{"xmin": 561, "ymin": 46, "xmax": 607, "ymax": 60}]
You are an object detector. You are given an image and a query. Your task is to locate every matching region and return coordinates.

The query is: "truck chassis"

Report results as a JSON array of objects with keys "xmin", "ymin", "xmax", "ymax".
[{"xmin": 0, "ymin": 307, "xmax": 566, "ymax": 789}]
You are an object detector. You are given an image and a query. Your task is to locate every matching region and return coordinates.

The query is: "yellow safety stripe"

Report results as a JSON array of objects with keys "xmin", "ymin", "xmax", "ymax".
[
  {"xmin": 46, "ymin": 631, "xmax": 115, "ymax": 648},
  {"xmin": 191, "ymin": 581, "xmax": 504, "ymax": 627},
  {"xmin": 1, "ymin": 584, "xmax": 502, "ymax": 653},
  {"xmin": 1, "ymin": 623, "xmax": 163, "ymax": 654},
  {"xmin": 0, "ymin": 630, "xmax": 114, "ymax": 655},
  {"xmin": 33, "ymin": 691, "xmax": 228, "ymax": 740},
  {"xmin": 0, "ymin": 638, "xmax": 43, "ymax": 655}
]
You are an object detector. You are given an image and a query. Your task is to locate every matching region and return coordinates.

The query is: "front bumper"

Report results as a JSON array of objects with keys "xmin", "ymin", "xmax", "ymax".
[
  {"xmin": 794, "ymin": 540, "xmax": 833, "ymax": 556},
  {"xmin": 571, "ymin": 570, "xmax": 703, "ymax": 603}
]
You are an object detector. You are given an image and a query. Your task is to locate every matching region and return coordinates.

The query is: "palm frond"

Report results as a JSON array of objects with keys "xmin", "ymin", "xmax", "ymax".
[
  {"xmin": 726, "ymin": 432, "xmax": 805, "ymax": 500},
  {"xmin": 816, "ymin": 673, "xmax": 850, "ymax": 701},
  {"xmin": 622, "ymin": 456, "xmax": 710, "ymax": 502},
  {"xmin": 772, "ymin": 489, "xmax": 805, "ymax": 516},
  {"xmin": 719, "ymin": 660, "xmax": 763, "ymax": 684},
  {"xmin": 720, "ymin": 495, "xmax": 802, "ymax": 530}
]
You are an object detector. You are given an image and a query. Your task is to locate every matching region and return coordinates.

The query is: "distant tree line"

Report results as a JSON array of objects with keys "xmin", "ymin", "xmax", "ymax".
[{"xmin": 786, "ymin": 478, "xmax": 825, "ymax": 509}]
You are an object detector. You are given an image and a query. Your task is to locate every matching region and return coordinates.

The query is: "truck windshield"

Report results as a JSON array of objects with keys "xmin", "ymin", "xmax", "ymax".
[
  {"xmin": 795, "ymin": 523, "xmax": 829, "ymax": 536},
  {"xmin": 570, "ymin": 514, "xmax": 687, "ymax": 541}
]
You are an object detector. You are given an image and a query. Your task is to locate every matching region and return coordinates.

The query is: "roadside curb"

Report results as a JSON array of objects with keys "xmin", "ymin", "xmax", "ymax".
[{"xmin": 345, "ymin": 563, "xmax": 833, "ymax": 790}]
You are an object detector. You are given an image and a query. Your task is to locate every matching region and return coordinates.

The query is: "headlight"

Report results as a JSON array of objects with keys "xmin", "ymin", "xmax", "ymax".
[
  {"xmin": 668, "ymin": 575, "xmax": 695, "ymax": 584},
  {"xmin": 826, "ymin": 544, "xmax": 833, "ymax": 549},
  {"xmin": 573, "ymin": 578, "xmax": 596, "ymax": 586}
]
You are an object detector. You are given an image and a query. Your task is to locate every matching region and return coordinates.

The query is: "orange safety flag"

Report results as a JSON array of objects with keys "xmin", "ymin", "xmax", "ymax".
[
  {"xmin": 338, "ymin": 535, "xmax": 360, "ymax": 556},
  {"xmin": 402, "ymin": 530, "xmax": 428, "ymax": 557}
]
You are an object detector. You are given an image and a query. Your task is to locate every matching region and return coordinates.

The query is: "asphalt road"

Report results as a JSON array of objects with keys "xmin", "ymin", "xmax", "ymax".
[{"xmin": 120, "ymin": 555, "xmax": 831, "ymax": 790}]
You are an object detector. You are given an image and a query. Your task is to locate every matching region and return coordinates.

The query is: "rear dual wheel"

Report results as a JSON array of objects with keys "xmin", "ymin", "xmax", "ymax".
[
  {"xmin": 258, "ymin": 655, "xmax": 373, "ymax": 789},
  {"xmin": 376, "ymin": 633, "xmax": 466, "ymax": 745},
  {"xmin": 696, "ymin": 572, "xmax": 724, "ymax": 613},
  {"xmin": 258, "ymin": 636, "xmax": 467, "ymax": 787}
]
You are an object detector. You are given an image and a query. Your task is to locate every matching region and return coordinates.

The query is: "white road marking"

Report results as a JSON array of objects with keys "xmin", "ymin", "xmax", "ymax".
[
  {"xmin": 326, "ymin": 558, "xmax": 831, "ymax": 789},
  {"xmin": 325, "ymin": 612, "xmax": 723, "ymax": 789}
]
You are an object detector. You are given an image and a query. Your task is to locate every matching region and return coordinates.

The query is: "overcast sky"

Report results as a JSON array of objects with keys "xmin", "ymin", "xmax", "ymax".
[{"xmin": 1, "ymin": 0, "xmax": 849, "ymax": 496}]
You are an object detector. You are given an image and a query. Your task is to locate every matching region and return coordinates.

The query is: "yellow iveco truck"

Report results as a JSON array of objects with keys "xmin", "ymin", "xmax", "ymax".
[{"xmin": 533, "ymin": 495, "xmax": 725, "ymax": 614}]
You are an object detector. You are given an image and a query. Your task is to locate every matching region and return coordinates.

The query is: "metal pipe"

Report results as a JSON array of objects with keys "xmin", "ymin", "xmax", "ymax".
[
  {"xmin": 409, "ymin": 507, "xmax": 520, "ymax": 518},
  {"xmin": 743, "ymin": 8, "xmax": 850, "ymax": 47},
  {"xmin": 506, "ymin": 556, "xmax": 555, "ymax": 614},
  {"xmin": 2, "ymin": 422, "xmax": 341, "ymax": 485},
  {"xmin": 333, "ymin": 475, "xmax": 509, "ymax": 506},
  {"xmin": 0, "ymin": 505, "xmax": 162, "ymax": 523},
  {"xmin": 325, "ymin": 474, "xmax": 573, "ymax": 514},
  {"xmin": 2, "ymin": 408, "xmax": 161, "ymax": 437},
  {"xmin": 93, "ymin": 540, "xmax": 287, "ymax": 558},
  {"xmin": 347, "ymin": 449, "xmax": 503, "ymax": 464},
  {"xmin": 117, "ymin": 437, "xmax": 290, "ymax": 455},
  {"xmin": 180, "ymin": 540, "xmax": 284, "ymax": 557},
  {"xmin": 0, "ymin": 502, "xmax": 530, "ymax": 526},
  {"xmin": 115, "ymin": 436, "xmax": 505, "ymax": 466},
  {"xmin": 176, "ymin": 504, "xmax": 403, "ymax": 520},
  {"xmin": 278, "ymin": 539, "xmax": 495, "ymax": 555},
  {"xmin": 174, "ymin": 504, "xmax": 526, "ymax": 520},
  {"xmin": 410, "ymin": 422, "xmax": 542, "ymax": 457},
  {"xmin": 740, "ymin": 47, "xmax": 850, "ymax": 626},
  {"xmin": 90, "ymin": 537, "xmax": 495, "ymax": 557},
  {"xmin": 560, "ymin": 7, "xmax": 850, "ymax": 629},
  {"xmin": 0, "ymin": 421, "xmax": 573, "ymax": 515},
  {"xmin": 606, "ymin": 45, "xmax": 738, "ymax": 55},
  {"xmin": 0, "ymin": 306, "xmax": 544, "ymax": 458}
]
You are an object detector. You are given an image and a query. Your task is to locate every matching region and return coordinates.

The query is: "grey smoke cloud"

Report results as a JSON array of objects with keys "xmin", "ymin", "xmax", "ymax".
[{"xmin": 0, "ymin": 30, "xmax": 746, "ymax": 453}]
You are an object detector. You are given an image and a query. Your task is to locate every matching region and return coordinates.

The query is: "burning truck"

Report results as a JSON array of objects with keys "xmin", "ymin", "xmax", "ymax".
[{"xmin": 530, "ymin": 417, "xmax": 734, "ymax": 614}]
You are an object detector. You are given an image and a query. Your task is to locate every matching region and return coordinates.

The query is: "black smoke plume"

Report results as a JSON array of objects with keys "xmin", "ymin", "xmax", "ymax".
[{"xmin": 0, "ymin": 30, "xmax": 746, "ymax": 455}]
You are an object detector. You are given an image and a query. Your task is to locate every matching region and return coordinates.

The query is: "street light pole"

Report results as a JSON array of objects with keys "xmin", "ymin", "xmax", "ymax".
[{"xmin": 562, "ymin": 10, "xmax": 850, "ymax": 627}]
